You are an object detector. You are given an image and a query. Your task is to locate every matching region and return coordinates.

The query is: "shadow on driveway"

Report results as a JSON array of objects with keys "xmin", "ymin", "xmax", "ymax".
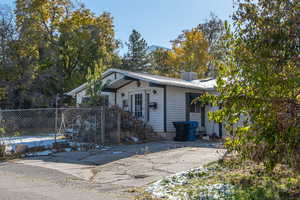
[
  {"xmin": 19, "ymin": 140, "xmax": 222, "ymax": 166},
  {"xmin": 8, "ymin": 140, "xmax": 225, "ymax": 199}
]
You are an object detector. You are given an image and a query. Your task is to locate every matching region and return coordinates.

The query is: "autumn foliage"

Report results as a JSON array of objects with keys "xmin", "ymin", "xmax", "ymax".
[{"xmin": 208, "ymin": 0, "xmax": 300, "ymax": 171}]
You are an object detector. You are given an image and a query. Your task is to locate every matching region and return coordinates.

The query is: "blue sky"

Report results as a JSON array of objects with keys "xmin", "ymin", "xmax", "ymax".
[
  {"xmin": 2, "ymin": 0, "xmax": 234, "ymax": 52},
  {"xmin": 81, "ymin": 0, "xmax": 234, "ymax": 51}
]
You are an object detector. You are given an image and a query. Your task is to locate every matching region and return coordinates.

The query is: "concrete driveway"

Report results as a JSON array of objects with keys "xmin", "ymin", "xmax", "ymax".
[{"xmin": 0, "ymin": 140, "xmax": 224, "ymax": 200}]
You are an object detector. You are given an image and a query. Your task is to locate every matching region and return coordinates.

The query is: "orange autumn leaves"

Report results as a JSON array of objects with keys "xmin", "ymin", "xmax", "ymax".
[{"xmin": 152, "ymin": 28, "xmax": 210, "ymax": 78}]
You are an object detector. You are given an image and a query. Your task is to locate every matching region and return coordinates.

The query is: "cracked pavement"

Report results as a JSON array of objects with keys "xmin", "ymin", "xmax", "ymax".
[{"xmin": 0, "ymin": 140, "xmax": 224, "ymax": 200}]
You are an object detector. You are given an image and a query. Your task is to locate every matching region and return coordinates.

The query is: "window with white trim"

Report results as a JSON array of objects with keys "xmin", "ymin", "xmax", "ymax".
[{"xmin": 134, "ymin": 93, "xmax": 143, "ymax": 118}]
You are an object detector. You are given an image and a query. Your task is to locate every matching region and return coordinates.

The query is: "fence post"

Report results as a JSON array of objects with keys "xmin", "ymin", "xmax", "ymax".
[
  {"xmin": 54, "ymin": 95, "xmax": 59, "ymax": 143},
  {"xmin": 116, "ymin": 111, "xmax": 121, "ymax": 144},
  {"xmin": 100, "ymin": 108, "xmax": 105, "ymax": 144},
  {"xmin": 94, "ymin": 113, "xmax": 97, "ymax": 144}
]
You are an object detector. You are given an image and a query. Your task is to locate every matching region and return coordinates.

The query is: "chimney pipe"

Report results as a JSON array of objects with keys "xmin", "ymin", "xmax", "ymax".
[{"xmin": 181, "ymin": 72, "xmax": 198, "ymax": 81}]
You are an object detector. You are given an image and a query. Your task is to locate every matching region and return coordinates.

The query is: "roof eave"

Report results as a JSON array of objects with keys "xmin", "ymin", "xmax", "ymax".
[{"xmin": 66, "ymin": 68, "xmax": 217, "ymax": 95}]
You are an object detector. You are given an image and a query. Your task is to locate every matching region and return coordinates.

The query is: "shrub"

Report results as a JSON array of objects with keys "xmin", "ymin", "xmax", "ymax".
[{"xmin": 205, "ymin": 0, "xmax": 300, "ymax": 172}]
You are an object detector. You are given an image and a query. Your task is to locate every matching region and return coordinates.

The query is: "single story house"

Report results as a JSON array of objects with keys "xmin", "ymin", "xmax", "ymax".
[{"xmin": 67, "ymin": 68, "xmax": 224, "ymax": 138}]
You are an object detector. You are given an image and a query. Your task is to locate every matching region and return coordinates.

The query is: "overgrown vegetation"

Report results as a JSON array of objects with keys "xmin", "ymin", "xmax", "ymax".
[
  {"xmin": 0, "ymin": 0, "xmax": 119, "ymax": 109},
  {"xmin": 195, "ymin": 158, "xmax": 300, "ymax": 200},
  {"xmin": 137, "ymin": 156, "xmax": 300, "ymax": 200},
  {"xmin": 204, "ymin": 0, "xmax": 300, "ymax": 171}
]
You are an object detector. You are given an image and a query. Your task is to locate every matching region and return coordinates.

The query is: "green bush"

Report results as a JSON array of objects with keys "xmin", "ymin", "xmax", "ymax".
[{"xmin": 205, "ymin": 0, "xmax": 300, "ymax": 172}]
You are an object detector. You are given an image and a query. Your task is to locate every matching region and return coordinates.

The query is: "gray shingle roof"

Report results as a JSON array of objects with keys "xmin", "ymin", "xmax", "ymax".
[
  {"xmin": 67, "ymin": 68, "xmax": 216, "ymax": 96},
  {"xmin": 103, "ymin": 68, "xmax": 216, "ymax": 90}
]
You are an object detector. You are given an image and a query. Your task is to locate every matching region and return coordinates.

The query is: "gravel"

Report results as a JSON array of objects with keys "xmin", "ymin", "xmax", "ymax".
[{"xmin": 147, "ymin": 166, "xmax": 234, "ymax": 200}]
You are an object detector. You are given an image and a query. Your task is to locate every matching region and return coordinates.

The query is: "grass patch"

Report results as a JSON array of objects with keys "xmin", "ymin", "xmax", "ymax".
[
  {"xmin": 134, "ymin": 187, "xmax": 162, "ymax": 200},
  {"xmin": 211, "ymin": 156, "xmax": 300, "ymax": 200},
  {"xmin": 137, "ymin": 156, "xmax": 300, "ymax": 200}
]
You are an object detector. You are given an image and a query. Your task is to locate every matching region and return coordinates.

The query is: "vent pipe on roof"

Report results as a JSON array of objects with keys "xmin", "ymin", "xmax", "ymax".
[{"xmin": 181, "ymin": 72, "xmax": 198, "ymax": 81}]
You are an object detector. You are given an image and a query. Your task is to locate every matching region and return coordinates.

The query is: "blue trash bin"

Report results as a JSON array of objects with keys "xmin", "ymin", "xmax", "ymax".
[{"xmin": 186, "ymin": 121, "xmax": 199, "ymax": 141}]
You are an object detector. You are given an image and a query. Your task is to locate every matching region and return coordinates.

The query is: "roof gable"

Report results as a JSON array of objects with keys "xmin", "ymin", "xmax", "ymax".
[
  {"xmin": 67, "ymin": 68, "xmax": 216, "ymax": 96},
  {"xmin": 103, "ymin": 68, "xmax": 216, "ymax": 90}
]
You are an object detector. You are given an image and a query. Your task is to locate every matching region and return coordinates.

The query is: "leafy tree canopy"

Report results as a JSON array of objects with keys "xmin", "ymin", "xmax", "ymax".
[
  {"xmin": 151, "ymin": 28, "xmax": 210, "ymax": 78},
  {"xmin": 207, "ymin": 0, "xmax": 300, "ymax": 171},
  {"xmin": 0, "ymin": 0, "xmax": 119, "ymax": 108}
]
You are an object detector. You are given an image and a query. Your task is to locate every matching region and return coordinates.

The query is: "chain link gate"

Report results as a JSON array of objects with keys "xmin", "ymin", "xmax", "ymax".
[{"xmin": 0, "ymin": 107, "xmax": 108, "ymax": 144}]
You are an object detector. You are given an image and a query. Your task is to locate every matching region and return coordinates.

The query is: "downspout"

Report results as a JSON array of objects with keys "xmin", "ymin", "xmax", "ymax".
[{"xmin": 163, "ymin": 85, "xmax": 167, "ymax": 132}]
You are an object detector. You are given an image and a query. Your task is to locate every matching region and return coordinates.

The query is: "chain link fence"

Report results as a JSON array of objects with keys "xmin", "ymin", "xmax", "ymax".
[
  {"xmin": 0, "ymin": 106, "xmax": 156, "ymax": 157},
  {"xmin": 0, "ymin": 108, "xmax": 108, "ymax": 143}
]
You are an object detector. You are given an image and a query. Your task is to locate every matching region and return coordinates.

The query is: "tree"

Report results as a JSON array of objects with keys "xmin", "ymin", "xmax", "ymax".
[
  {"xmin": 171, "ymin": 13, "xmax": 225, "ymax": 77},
  {"xmin": 1, "ymin": 0, "xmax": 119, "ymax": 108},
  {"xmin": 121, "ymin": 29, "xmax": 149, "ymax": 72},
  {"xmin": 207, "ymin": 0, "xmax": 300, "ymax": 171},
  {"xmin": 0, "ymin": 5, "xmax": 12, "ymax": 74},
  {"xmin": 14, "ymin": 0, "xmax": 74, "ymax": 107},
  {"xmin": 151, "ymin": 28, "xmax": 210, "ymax": 78},
  {"xmin": 0, "ymin": 4, "xmax": 31, "ymax": 108},
  {"xmin": 197, "ymin": 13, "xmax": 224, "ymax": 54},
  {"xmin": 85, "ymin": 60, "xmax": 107, "ymax": 106},
  {"xmin": 150, "ymin": 48, "xmax": 178, "ymax": 77},
  {"xmin": 57, "ymin": 10, "xmax": 118, "ymax": 92},
  {"xmin": 197, "ymin": 13, "xmax": 225, "ymax": 77},
  {"xmin": 0, "ymin": 5, "xmax": 11, "ymax": 105}
]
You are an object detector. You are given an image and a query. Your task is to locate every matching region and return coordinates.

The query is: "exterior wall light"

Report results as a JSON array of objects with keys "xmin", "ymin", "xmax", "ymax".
[{"xmin": 148, "ymin": 102, "xmax": 158, "ymax": 109}]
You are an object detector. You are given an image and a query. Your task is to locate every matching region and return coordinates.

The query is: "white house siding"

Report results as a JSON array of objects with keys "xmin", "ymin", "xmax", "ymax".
[
  {"xmin": 116, "ymin": 80, "xmax": 164, "ymax": 132},
  {"xmin": 72, "ymin": 72, "xmax": 224, "ymax": 137},
  {"xmin": 166, "ymin": 86, "xmax": 186, "ymax": 132},
  {"xmin": 166, "ymin": 86, "xmax": 208, "ymax": 132},
  {"xmin": 165, "ymin": 86, "xmax": 223, "ymax": 137}
]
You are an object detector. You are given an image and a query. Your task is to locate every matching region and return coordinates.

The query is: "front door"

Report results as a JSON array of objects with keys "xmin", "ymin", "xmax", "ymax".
[{"xmin": 130, "ymin": 92, "xmax": 145, "ymax": 120}]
